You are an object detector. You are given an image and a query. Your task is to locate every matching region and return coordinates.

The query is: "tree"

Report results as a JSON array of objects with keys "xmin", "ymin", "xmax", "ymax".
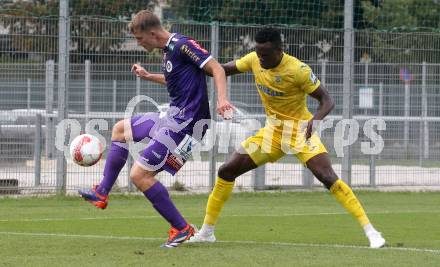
[
  {"xmin": 361, "ymin": 0, "xmax": 440, "ymax": 63},
  {"xmin": 362, "ymin": 0, "xmax": 440, "ymax": 30},
  {"xmin": 168, "ymin": 0, "xmax": 346, "ymax": 28},
  {"xmin": 167, "ymin": 0, "xmax": 381, "ymax": 29},
  {"xmin": 0, "ymin": 0, "xmax": 158, "ymax": 63}
]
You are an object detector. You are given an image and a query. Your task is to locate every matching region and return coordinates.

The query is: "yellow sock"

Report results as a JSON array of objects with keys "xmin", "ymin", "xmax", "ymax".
[
  {"xmin": 330, "ymin": 179, "xmax": 370, "ymax": 227},
  {"xmin": 203, "ymin": 177, "xmax": 235, "ymax": 226}
]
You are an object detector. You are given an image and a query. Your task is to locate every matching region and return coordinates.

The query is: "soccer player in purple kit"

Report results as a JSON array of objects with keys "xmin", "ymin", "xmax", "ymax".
[{"xmin": 78, "ymin": 10, "xmax": 233, "ymax": 248}]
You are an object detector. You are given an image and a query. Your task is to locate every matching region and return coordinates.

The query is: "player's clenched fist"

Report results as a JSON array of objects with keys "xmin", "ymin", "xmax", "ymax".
[
  {"xmin": 217, "ymin": 99, "xmax": 234, "ymax": 120},
  {"xmin": 131, "ymin": 63, "xmax": 150, "ymax": 78}
]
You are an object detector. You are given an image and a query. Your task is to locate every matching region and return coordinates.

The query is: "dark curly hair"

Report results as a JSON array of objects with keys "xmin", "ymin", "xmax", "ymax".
[{"xmin": 255, "ymin": 27, "xmax": 282, "ymax": 50}]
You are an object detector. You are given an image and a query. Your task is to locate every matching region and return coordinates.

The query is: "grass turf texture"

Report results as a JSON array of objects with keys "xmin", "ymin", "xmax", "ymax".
[{"xmin": 1, "ymin": 191, "xmax": 440, "ymax": 266}]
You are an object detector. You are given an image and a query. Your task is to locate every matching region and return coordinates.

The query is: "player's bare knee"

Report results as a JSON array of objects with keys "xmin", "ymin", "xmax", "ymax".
[
  {"xmin": 129, "ymin": 164, "xmax": 139, "ymax": 181},
  {"xmin": 111, "ymin": 120, "xmax": 128, "ymax": 142},
  {"xmin": 129, "ymin": 169, "xmax": 141, "ymax": 185},
  {"xmin": 129, "ymin": 172, "xmax": 139, "ymax": 184},
  {"xmin": 318, "ymin": 168, "xmax": 338, "ymax": 189},
  {"xmin": 130, "ymin": 165, "xmax": 156, "ymax": 189},
  {"xmin": 218, "ymin": 164, "xmax": 237, "ymax": 182}
]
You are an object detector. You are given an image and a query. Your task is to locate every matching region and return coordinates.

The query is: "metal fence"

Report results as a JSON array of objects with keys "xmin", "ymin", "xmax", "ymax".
[{"xmin": 1, "ymin": 16, "xmax": 440, "ymax": 194}]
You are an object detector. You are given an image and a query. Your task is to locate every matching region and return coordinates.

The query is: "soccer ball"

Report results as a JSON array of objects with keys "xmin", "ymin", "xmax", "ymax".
[{"xmin": 69, "ymin": 134, "xmax": 103, "ymax": 167}]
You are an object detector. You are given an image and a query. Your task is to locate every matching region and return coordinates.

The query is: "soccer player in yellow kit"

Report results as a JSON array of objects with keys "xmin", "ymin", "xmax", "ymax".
[{"xmin": 189, "ymin": 27, "xmax": 386, "ymax": 248}]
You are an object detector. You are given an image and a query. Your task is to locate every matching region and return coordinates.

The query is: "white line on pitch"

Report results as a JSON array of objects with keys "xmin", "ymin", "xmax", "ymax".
[
  {"xmin": 0, "ymin": 210, "xmax": 439, "ymax": 223},
  {"xmin": 0, "ymin": 215, "xmax": 160, "ymax": 222},
  {"xmin": 0, "ymin": 231, "xmax": 439, "ymax": 254}
]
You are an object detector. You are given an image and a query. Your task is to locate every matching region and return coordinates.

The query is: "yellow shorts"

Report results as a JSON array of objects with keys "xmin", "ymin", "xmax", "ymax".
[{"xmin": 241, "ymin": 126, "xmax": 328, "ymax": 166}]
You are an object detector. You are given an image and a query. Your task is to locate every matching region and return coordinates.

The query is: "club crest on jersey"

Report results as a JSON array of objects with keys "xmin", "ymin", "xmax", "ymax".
[
  {"xmin": 275, "ymin": 75, "xmax": 282, "ymax": 84},
  {"xmin": 309, "ymin": 72, "xmax": 318, "ymax": 84},
  {"xmin": 166, "ymin": 60, "xmax": 173, "ymax": 72}
]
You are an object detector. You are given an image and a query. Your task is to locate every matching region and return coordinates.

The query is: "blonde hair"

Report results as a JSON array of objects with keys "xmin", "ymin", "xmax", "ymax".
[{"xmin": 128, "ymin": 10, "xmax": 162, "ymax": 33}]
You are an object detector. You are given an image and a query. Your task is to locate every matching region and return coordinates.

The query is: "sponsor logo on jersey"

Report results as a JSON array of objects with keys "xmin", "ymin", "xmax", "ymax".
[
  {"xmin": 180, "ymin": 44, "xmax": 201, "ymax": 62},
  {"xmin": 257, "ymin": 84, "xmax": 285, "ymax": 97},
  {"xmin": 166, "ymin": 154, "xmax": 184, "ymax": 171},
  {"xmin": 188, "ymin": 39, "xmax": 208, "ymax": 54},
  {"xmin": 152, "ymin": 150, "xmax": 161, "ymax": 159}
]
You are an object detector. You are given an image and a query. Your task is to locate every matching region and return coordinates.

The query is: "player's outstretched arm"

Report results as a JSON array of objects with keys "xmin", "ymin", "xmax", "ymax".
[
  {"xmin": 306, "ymin": 85, "xmax": 335, "ymax": 139},
  {"xmin": 203, "ymin": 58, "xmax": 234, "ymax": 119},
  {"xmin": 221, "ymin": 61, "xmax": 242, "ymax": 76},
  {"xmin": 131, "ymin": 63, "xmax": 166, "ymax": 85},
  {"xmin": 204, "ymin": 60, "xmax": 242, "ymax": 77}
]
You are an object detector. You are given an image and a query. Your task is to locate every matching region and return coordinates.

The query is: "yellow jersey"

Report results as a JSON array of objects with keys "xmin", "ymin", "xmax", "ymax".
[{"xmin": 236, "ymin": 52, "xmax": 320, "ymax": 124}]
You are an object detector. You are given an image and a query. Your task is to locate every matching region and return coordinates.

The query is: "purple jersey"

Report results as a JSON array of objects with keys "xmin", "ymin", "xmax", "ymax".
[{"xmin": 162, "ymin": 33, "xmax": 212, "ymax": 135}]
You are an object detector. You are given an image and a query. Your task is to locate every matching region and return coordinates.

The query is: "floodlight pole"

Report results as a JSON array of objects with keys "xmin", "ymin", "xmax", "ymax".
[
  {"xmin": 342, "ymin": 0, "xmax": 354, "ymax": 185},
  {"xmin": 56, "ymin": 0, "xmax": 69, "ymax": 194}
]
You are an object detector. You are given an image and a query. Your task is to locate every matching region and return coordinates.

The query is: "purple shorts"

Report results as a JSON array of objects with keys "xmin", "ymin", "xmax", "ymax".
[{"xmin": 131, "ymin": 112, "xmax": 202, "ymax": 175}]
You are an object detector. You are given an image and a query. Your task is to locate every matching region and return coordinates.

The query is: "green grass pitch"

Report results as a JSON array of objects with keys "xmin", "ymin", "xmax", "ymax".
[{"xmin": 1, "ymin": 191, "xmax": 440, "ymax": 266}]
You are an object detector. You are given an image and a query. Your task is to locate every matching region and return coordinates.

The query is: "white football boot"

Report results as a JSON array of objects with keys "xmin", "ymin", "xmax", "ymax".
[
  {"xmin": 187, "ymin": 231, "xmax": 216, "ymax": 243},
  {"xmin": 367, "ymin": 231, "xmax": 386, "ymax": 248},
  {"xmin": 186, "ymin": 224, "xmax": 216, "ymax": 243},
  {"xmin": 364, "ymin": 223, "xmax": 386, "ymax": 248}
]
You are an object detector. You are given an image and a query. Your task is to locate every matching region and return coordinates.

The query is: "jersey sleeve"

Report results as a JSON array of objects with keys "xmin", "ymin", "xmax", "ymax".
[
  {"xmin": 179, "ymin": 38, "xmax": 212, "ymax": 68},
  {"xmin": 235, "ymin": 52, "xmax": 256, "ymax": 73},
  {"xmin": 297, "ymin": 63, "xmax": 321, "ymax": 94}
]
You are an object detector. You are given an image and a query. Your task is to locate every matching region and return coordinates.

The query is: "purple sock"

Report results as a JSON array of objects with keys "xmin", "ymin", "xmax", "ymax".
[
  {"xmin": 143, "ymin": 182, "xmax": 187, "ymax": 230},
  {"xmin": 96, "ymin": 141, "xmax": 128, "ymax": 196}
]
